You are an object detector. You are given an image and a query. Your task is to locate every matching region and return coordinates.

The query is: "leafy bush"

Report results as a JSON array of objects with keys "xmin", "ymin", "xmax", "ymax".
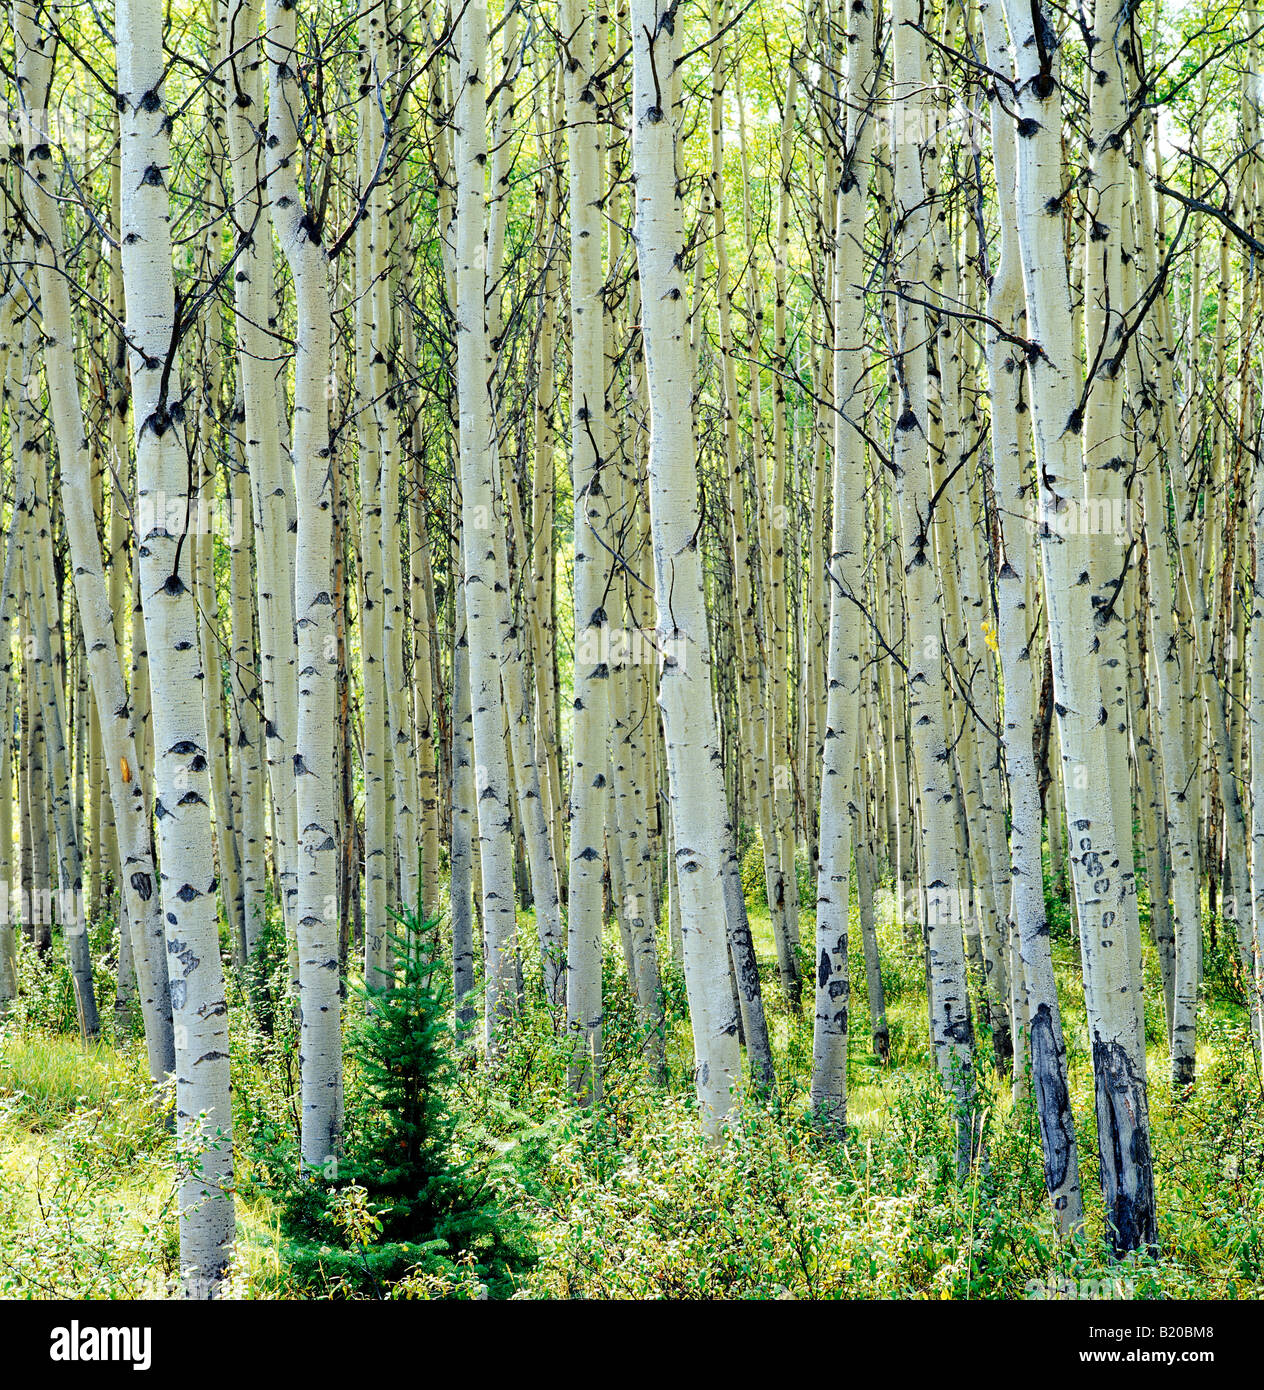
[
  {"xmin": 795, "ymin": 843, "xmax": 817, "ymax": 910},
  {"xmin": 740, "ymin": 834, "xmax": 767, "ymax": 908},
  {"xmin": 739, "ymin": 832, "xmax": 818, "ymax": 912},
  {"xmin": 0, "ymin": 1050, "xmax": 180, "ymax": 1298},
  {"xmin": 242, "ymin": 906, "xmax": 294, "ymax": 1037},
  {"xmin": 1043, "ymin": 873, "xmax": 1073, "ymax": 942}
]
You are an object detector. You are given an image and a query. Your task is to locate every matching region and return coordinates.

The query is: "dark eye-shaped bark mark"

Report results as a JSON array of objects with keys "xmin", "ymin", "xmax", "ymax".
[
  {"xmin": 1029, "ymin": 1003, "xmax": 1074, "ymax": 1194},
  {"xmin": 1092, "ymin": 1033, "xmax": 1158, "ymax": 1256}
]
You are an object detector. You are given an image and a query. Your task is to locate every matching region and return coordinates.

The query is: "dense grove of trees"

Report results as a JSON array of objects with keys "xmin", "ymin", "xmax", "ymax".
[{"xmin": 1, "ymin": 0, "xmax": 1263, "ymax": 1300}]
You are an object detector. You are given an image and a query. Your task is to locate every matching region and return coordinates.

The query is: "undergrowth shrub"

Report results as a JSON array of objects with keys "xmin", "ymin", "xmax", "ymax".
[
  {"xmin": 0, "ymin": 1047, "xmax": 179, "ymax": 1297},
  {"xmin": 739, "ymin": 834, "xmax": 817, "ymax": 911},
  {"xmin": 8, "ymin": 923, "xmax": 126, "ymax": 1040}
]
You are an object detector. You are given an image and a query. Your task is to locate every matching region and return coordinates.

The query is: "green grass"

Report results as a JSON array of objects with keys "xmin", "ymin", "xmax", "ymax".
[
  {"xmin": 2, "ymin": 859, "xmax": 1262, "ymax": 1300},
  {"xmin": 0, "ymin": 1033, "xmax": 130, "ymax": 1130}
]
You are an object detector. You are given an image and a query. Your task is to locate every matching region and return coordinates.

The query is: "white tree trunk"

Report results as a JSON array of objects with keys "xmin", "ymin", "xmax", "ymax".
[
  {"xmin": 631, "ymin": 0, "xmax": 741, "ymax": 1136},
  {"xmin": 891, "ymin": 0, "xmax": 981, "ymax": 1175},
  {"xmin": 263, "ymin": 0, "xmax": 342, "ymax": 1165},
  {"xmin": 1001, "ymin": 0, "xmax": 1157, "ymax": 1253},
  {"xmin": 116, "ymin": 0, "xmax": 234, "ymax": 1294},
  {"xmin": 13, "ymin": 0, "xmax": 175, "ymax": 1076},
  {"xmin": 455, "ymin": 0, "xmax": 520, "ymax": 1054},
  {"xmin": 979, "ymin": 0, "xmax": 1082, "ymax": 1231},
  {"xmin": 810, "ymin": 0, "xmax": 878, "ymax": 1130}
]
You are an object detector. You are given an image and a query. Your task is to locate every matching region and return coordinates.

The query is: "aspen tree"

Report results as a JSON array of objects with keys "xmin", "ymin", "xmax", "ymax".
[
  {"xmin": 1127, "ymin": 66, "xmax": 1219, "ymax": 1087},
  {"xmin": 116, "ymin": 0, "xmax": 235, "ymax": 1293},
  {"xmin": 890, "ymin": 0, "xmax": 982, "ymax": 1174},
  {"xmin": 8, "ymin": 284, "xmax": 98, "ymax": 1039},
  {"xmin": 479, "ymin": 5, "xmax": 565, "ymax": 1001},
  {"xmin": 711, "ymin": 12, "xmax": 800, "ymax": 1011},
  {"xmin": 810, "ymin": 0, "xmax": 878, "ymax": 1130},
  {"xmin": 221, "ymin": 0, "xmax": 298, "ymax": 960},
  {"xmin": 392, "ymin": 18, "xmax": 442, "ymax": 921},
  {"xmin": 855, "ymin": 749, "xmax": 888, "ymax": 1061},
  {"xmin": 353, "ymin": 2, "xmax": 391, "ymax": 981},
  {"xmin": 978, "ymin": 0, "xmax": 1082, "ymax": 1231},
  {"xmin": 768, "ymin": 57, "xmax": 800, "ymax": 974},
  {"xmin": 562, "ymin": 0, "xmax": 612, "ymax": 1095},
  {"xmin": 530, "ymin": 75, "xmax": 567, "ymax": 916},
  {"xmin": 454, "ymin": 0, "xmax": 519, "ymax": 1054},
  {"xmin": 192, "ymin": 126, "xmax": 243, "ymax": 955},
  {"xmin": 194, "ymin": 511, "xmax": 243, "ymax": 960},
  {"xmin": 801, "ymin": 335, "xmax": 829, "ymax": 875},
  {"xmin": 13, "ymin": 0, "xmax": 175, "ymax": 1076},
  {"xmin": 431, "ymin": 48, "xmax": 477, "ymax": 1036},
  {"xmin": 916, "ymin": 13, "xmax": 1011, "ymax": 1066},
  {"xmin": 227, "ymin": 426, "xmax": 266, "ymax": 959},
  {"xmin": 450, "ymin": 579, "xmax": 478, "ymax": 1040},
  {"xmin": 262, "ymin": 0, "xmax": 342, "ymax": 1164},
  {"xmin": 408, "ymin": 470, "xmax": 442, "ymax": 918},
  {"xmin": 1249, "ymin": 461, "xmax": 1264, "ymax": 1061},
  {"xmin": 0, "ymin": 669, "xmax": 13, "ymax": 1008},
  {"xmin": 600, "ymin": 1, "xmax": 666, "ymax": 1080},
  {"xmin": 428, "ymin": 3, "xmax": 563, "ymax": 1016},
  {"xmin": 1001, "ymin": 0, "xmax": 1157, "ymax": 1253},
  {"xmin": 631, "ymin": 0, "xmax": 741, "ymax": 1136},
  {"xmin": 1131, "ymin": 582, "xmax": 1178, "ymax": 1032},
  {"xmin": 734, "ymin": 72, "xmax": 802, "ymax": 995},
  {"xmin": 1, "ymin": 279, "xmax": 50, "ymax": 958},
  {"xmin": 1132, "ymin": 291, "xmax": 1201, "ymax": 1088},
  {"xmin": 382, "ymin": 454, "xmax": 421, "ymax": 916},
  {"xmin": 363, "ymin": 2, "xmax": 421, "ymax": 923},
  {"xmin": 0, "ymin": 251, "xmax": 23, "ymax": 1011},
  {"xmin": 1237, "ymin": 4, "xmax": 1264, "ymax": 1065},
  {"xmin": 1199, "ymin": 211, "xmax": 1253, "ymax": 1046},
  {"xmin": 1081, "ymin": 0, "xmax": 1144, "ymax": 1040}
]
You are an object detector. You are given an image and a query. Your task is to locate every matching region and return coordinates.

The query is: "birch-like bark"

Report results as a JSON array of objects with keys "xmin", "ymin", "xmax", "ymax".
[
  {"xmin": 480, "ymin": 11, "xmax": 565, "ymax": 1000},
  {"xmin": 562, "ymin": 0, "xmax": 611, "ymax": 1096},
  {"xmin": 1240, "ymin": 4, "xmax": 1264, "ymax": 1063},
  {"xmin": 530, "ymin": 76, "xmax": 567, "ymax": 915},
  {"xmin": 450, "ymin": 575, "xmax": 477, "ymax": 1040},
  {"xmin": 116, "ymin": 0, "xmax": 234, "ymax": 1294},
  {"xmin": 0, "ymin": 478, "xmax": 13, "ymax": 1004},
  {"xmin": 353, "ymin": 6, "xmax": 391, "ymax": 980},
  {"xmin": 631, "ymin": 0, "xmax": 741, "ymax": 1136},
  {"xmin": 979, "ymin": 0, "xmax": 1082, "ymax": 1231},
  {"xmin": 221, "ymin": 0, "xmax": 299, "ymax": 982},
  {"xmin": 1001, "ymin": 0, "xmax": 1157, "ymax": 1253},
  {"xmin": 455, "ymin": 0, "xmax": 519, "ymax": 1054},
  {"xmin": 227, "ymin": 419, "xmax": 266, "ymax": 959},
  {"xmin": 810, "ymin": 0, "xmax": 878, "ymax": 1131},
  {"xmin": 262, "ymin": 0, "xmax": 342, "ymax": 1163},
  {"xmin": 891, "ymin": 0, "xmax": 981, "ymax": 1174},
  {"xmin": 854, "ymin": 769, "xmax": 888, "ymax": 1061},
  {"xmin": 1081, "ymin": 0, "xmax": 1146, "ymax": 1059},
  {"xmin": 0, "ymin": 665, "xmax": 13, "ymax": 1007},
  {"xmin": 768, "ymin": 59, "xmax": 800, "ymax": 976},
  {"xmin": 734, "ymin": 74, "xmax": 802, "ymax": 992},
  {"xmin": 711, "ymin": 12, "xmax": 800, "ymax": 1010},
  {"xmin": 14, "ymin": 0, "xmax": 175, "ymax": 1076},
  {"xmin": 222, "ymin": 0, "xmax": 299, "ymax": 969},
  {"xmin": 6, "ymin": 250, "xmax": 98, "ymax": 1039}
]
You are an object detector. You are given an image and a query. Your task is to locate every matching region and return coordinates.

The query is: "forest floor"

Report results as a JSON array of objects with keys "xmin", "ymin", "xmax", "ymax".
[{"xmin": 1, "ymin": 856, "xmax": 1262, "ymax": 1299}]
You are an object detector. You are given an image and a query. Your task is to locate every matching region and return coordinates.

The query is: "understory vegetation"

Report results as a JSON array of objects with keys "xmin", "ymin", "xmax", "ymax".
[{"xmin": 3, "ymin": 863, "xmax": 1261, "ymax": 1301}]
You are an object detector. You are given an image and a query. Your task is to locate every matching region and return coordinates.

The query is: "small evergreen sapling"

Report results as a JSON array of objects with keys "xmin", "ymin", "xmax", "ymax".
[{"xmin": 249, "ymin": 908, "xmax": 533, "ymax": 1295}]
